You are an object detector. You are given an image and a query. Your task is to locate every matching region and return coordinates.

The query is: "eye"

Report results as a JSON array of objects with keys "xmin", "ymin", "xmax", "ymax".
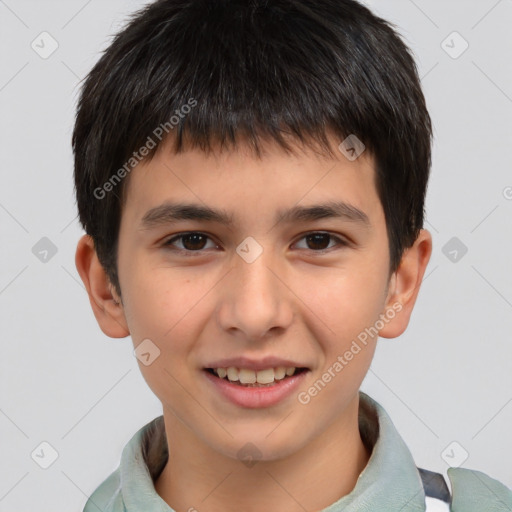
[
  {"xmin": 162, "ymin": 232, "xmax": 218, "ymax": 255},
  {"xmin": 162, "ymin": 231, "xmax": 348, "ymax": 256},
  {"xmin": 293, "ymin": 232, "xmax": 348, "ymax": 252}
]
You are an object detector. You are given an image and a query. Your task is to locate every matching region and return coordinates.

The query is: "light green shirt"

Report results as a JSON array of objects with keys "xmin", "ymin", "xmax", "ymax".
[{"xmin": 83, "ymin": 391, "xmax": 511, "ymax": 511}]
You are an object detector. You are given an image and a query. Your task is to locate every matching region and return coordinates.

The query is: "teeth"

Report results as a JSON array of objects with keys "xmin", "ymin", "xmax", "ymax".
[
  {"xmin": 274, "ymin": 366, "xmax": 286, "ymax": 380},
  {"xmin": 256, "ymin": 368, "xmax": 274, "ymax": 384},
  {"xmin": 214, "ymin": 366, "xmax": 298, "ymax": 384},
  {"xmin": 239, "ymin": 369, "xmax": 256, "ymax": 384},
  {"xmin": 227, "ymin": 367, "xmax": 239, "ymax": 381}
]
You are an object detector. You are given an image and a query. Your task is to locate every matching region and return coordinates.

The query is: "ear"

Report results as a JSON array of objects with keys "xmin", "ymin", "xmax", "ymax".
[
  {"xmin": 75, "ymin": 234, "xmax": 130, "ymax": 338},
  {"xmin": 378, "ymin": 229, "xmax": 432, "ymax": 339}
]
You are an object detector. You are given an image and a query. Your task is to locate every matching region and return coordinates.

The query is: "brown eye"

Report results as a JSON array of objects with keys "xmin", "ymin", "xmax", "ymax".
[
  {"xmin": 179, "ymin": 233, "xmax": 208, "ymax": 250},
  {"xmin": 305, "ymin": 233, "xmax": 331, "ymax": 250},
  {"xmin": 163, "ymin": 232, "xmax": 217, "ymax": 254},
  {"xmin": 294, "ymin": 232, "xmax": 347, "ymax": 252}
]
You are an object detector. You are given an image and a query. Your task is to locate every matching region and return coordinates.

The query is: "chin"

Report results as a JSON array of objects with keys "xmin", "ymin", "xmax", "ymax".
[{"xmin": 213, "ymin": 430, "xmax": 307, "ymax": 465}]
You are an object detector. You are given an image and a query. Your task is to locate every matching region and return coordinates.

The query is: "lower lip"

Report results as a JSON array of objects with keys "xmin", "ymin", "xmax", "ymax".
[{"xmin": 203, "ymin": 369, "xmax": 309, "ymax": 409}]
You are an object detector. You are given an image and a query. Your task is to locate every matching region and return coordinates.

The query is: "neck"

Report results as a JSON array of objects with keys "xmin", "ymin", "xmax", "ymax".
[{"xmin": 155, "ymin": 396, "xmax": 372, "ymax": 512}]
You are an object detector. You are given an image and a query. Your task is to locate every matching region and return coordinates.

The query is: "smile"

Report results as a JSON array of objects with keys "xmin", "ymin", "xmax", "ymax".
[
  {"xmin": 207, "ymin": 366, "xmax": 308, "ymax": 386},
  {"xmin": 203, "ymin": 367, "xmax": 310, "ymax": 408}
]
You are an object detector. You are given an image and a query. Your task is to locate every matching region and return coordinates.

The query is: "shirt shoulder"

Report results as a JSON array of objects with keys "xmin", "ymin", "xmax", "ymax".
[
  {"xmin": 83, "ymin": 467, "xmax": 124, "ymax": 512},
  {"xmin": 82, "ymin": 416, "xmax": 171, "ymax": 512},
  {"xmin": 447, "ymin": 467, "xmax": 512, "ymax": 511}
]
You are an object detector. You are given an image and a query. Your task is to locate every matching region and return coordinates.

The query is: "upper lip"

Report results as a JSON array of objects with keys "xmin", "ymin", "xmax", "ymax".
[{"xmin": 205, "ymin": 356, "xmax": 309, "ymax": 371}]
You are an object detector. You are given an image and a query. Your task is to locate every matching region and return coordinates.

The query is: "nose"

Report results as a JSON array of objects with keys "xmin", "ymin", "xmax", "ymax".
[{"xmin": 215, "ymin": 245, "xmax": 294, "ymax": 340}]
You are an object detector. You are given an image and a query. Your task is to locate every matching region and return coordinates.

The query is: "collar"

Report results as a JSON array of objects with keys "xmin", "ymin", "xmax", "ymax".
[{"xmin": 119, "ymin": 391, "xmax": 427, "ymax": 511}]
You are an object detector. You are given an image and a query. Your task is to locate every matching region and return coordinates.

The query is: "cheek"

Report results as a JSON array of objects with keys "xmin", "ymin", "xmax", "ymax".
[
  {"xmin": 294, "ymin": 269, "xmax": 384, "ymax": 419},
  {"xmin": 121, "ymin": 258, "xmax": 207, "ymax": 341},
  {"xmin": 120, "ymin": 264, "xmax": 220, "ymax": 382},
  {"xmin": 119, "ymin": 267, "xmax": 208, "ymax": 404},
  {"xmin": 296, "ymin": 263, "xmax": 388, "ymax": 346}
]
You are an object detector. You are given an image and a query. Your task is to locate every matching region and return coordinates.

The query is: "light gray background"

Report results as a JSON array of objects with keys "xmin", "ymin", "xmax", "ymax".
[{"xmin": 1, "ymin": 0, "xmax": 511, "ymax": 510}]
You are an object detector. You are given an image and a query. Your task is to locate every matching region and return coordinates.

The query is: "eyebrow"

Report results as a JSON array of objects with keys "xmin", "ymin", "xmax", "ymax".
[{"xmin": 139, "ymin": 200, "xmax": 370, "ymax": 229}]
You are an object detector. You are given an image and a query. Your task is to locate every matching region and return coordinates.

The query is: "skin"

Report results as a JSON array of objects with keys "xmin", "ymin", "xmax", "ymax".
[{"xmin": 76, "ymin": 133, "xmax": 432, "ymax": 512}]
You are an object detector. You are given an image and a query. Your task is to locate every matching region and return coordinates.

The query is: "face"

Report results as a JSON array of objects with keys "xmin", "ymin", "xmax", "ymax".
[{"xmin": 114, "ymin": 135, "xmax": 395, "ymax": 461}]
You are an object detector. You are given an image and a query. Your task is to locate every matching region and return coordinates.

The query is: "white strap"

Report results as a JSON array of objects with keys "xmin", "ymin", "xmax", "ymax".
[{"xmin": 425, "ymin": 496, "xmax": 450, "ymax": 511}]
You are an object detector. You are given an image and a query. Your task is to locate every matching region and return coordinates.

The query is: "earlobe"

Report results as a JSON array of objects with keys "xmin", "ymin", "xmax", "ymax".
[
  {"xmin": 75, "ymin": 234, "xmax": 130, "ymax": 338},
  {"xmin": 379, "ymin": 229, "xmax": 433, "ymax": 339}
]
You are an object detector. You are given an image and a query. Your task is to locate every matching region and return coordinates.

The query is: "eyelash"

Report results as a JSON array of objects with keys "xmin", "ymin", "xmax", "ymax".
[{"xmin": 161, "ymin": 231, "xmax": 349, "ymax": 256}]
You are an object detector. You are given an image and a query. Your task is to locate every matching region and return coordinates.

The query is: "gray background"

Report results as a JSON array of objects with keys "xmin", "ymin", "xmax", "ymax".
[{"xmin": 1, "ymin": 0, "xmax": 511, "ymax": 510}]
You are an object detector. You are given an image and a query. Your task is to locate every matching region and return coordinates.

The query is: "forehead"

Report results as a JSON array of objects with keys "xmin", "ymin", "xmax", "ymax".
[{"xmin": 122, "ymin": 133, "xmax": 382, "ymax": 229}]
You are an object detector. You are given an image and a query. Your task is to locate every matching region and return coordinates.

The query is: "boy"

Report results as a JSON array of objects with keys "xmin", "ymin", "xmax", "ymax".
[{"xmin": 72, "ymin": 0, "xmax": 512, "ymax": 510}]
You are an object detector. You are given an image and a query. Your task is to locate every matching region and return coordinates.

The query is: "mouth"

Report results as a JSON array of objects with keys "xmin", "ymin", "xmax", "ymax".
[
  {"xmin": 203, "ymin": 365, "xmax": 310, "ymax": 408},
  {"xmin": 204, "ymin": 366, "xmax": 309, "ymax": 387}
]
